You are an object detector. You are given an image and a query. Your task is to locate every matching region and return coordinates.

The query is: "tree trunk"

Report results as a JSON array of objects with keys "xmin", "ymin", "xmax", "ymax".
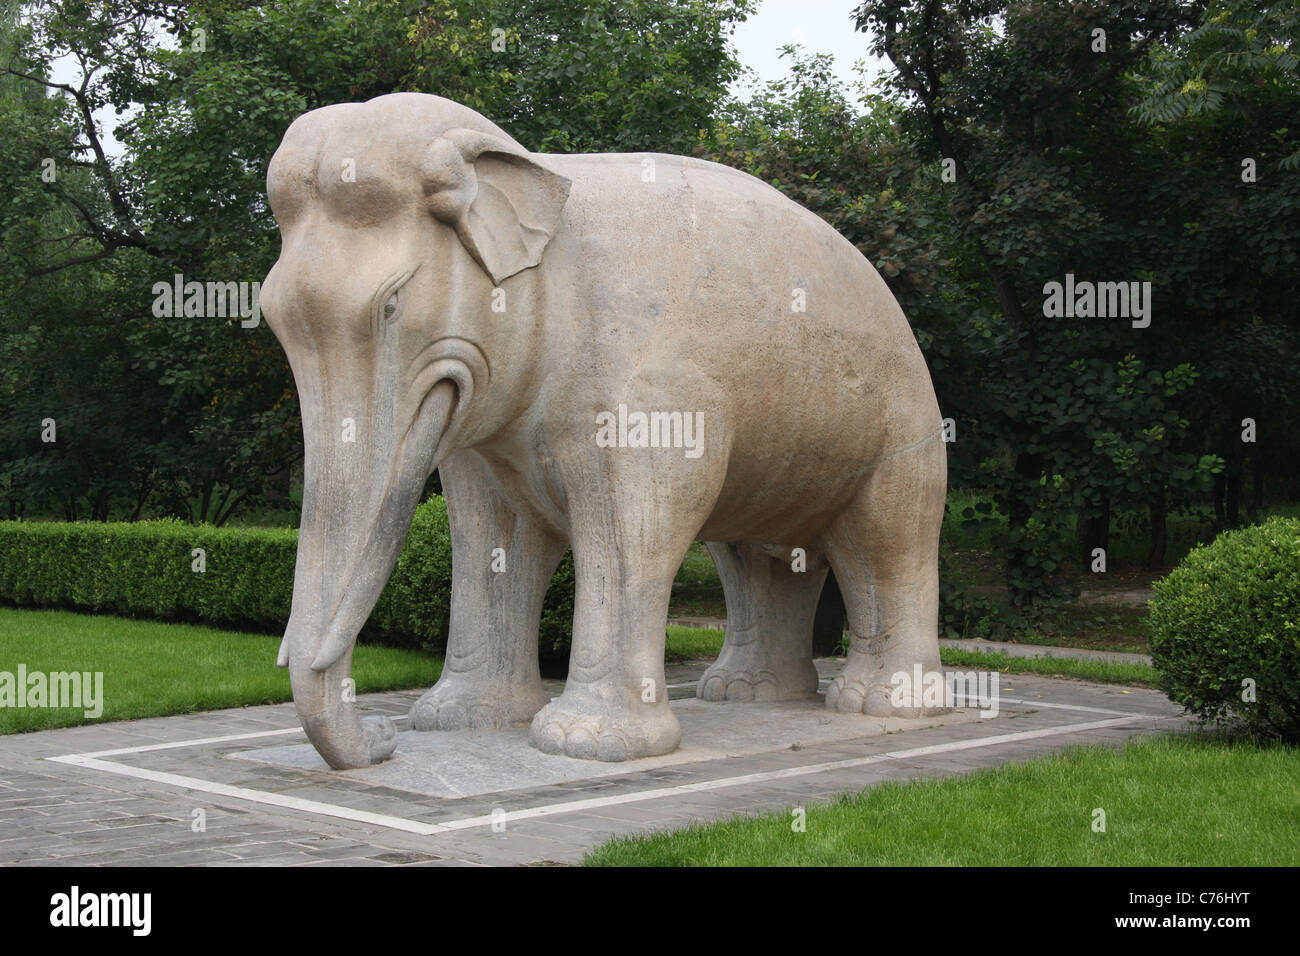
[
  {"xmin": 1219, "ymin": 433, "xmax": 1243, "ymax": 528},
  {"xmin": 213, "ymin": 490, "xmax": 243, "ymax": 527},
  {"xmin": 1005, "ymin": 451, "xmax": 1043, "ymax": 603},
  {"xmin": 1226, "ymin": 468, "xmax": 1241, "ymax": 526},
  {"xmin": 129, "ymin": 481, "xmax": 150, "ymax": 522},
  {"xmin": 1146, "ymin": 494, "xmax": 1168, "ymax": 568},
  {"xmin": 1076, "ymin": 499, "xmax": 1110, "ymax": 567}
]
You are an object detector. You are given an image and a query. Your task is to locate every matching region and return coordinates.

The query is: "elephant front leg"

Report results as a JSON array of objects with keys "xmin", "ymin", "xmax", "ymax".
[
  {"xmin": 411, "ymin": 452, "xmax": 566, "ymax": 731},
  {"xmin": 529, "ymin": 499, "xmax": 710, "ymax": 761},
  {"xmin": 697, "ymin": 542, "xmax": 825, "ymax": 702}
]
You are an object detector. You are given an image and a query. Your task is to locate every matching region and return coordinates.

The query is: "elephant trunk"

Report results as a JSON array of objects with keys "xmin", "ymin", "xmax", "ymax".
[
  {"xmin": 287, "ymin": 642, "xmax": 396, "ymax": 770},
  {"xmin": 278, "ymin": 380, "xmax": 458, "ymax": 769}
]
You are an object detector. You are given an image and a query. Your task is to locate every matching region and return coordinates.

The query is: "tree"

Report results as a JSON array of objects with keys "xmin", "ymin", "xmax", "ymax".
[
  {"xmin": 1132, "ymin": 0, "xmax": 1300, "ymax": 529},
  {"xmin": 0, "ymin": 0, "xmax": 755, "ymax": 522},
  {"xmin": 847, "ymin": 1, "xmax": 1257, "ymax": 604},
  {"xmin": 400, "ymin": 0, "xmax": 754, "ymax": 154}
]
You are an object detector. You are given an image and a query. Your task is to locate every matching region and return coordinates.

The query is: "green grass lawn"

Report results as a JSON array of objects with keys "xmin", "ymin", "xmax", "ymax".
[
  {"xmin": 0, "ymin": 608, "xmax": 440, "ymax": 733},
  {"xmin": 938, "ymin": 647, "xmax": 1156, "ymax": 687},
  {"xmin": 584, "ymin": 734, "xmax": 1300, "ymax": 866},
  {"xmin": 664, "ymin": 624, "xmax": 724, "ymax": 661},
  {"xmin": 669, "ymin": 542, "xmax": 729, "ymax": 618}
]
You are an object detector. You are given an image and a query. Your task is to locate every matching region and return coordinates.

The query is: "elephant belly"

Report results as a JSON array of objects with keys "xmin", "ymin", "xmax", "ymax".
[{"xmin": 695, "ymin": 438, "xmax": 877, "ymax": 545}]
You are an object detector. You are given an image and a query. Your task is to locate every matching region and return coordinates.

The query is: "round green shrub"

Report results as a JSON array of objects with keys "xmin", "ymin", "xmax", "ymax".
[{"xmin": 1148, "ymin": 516, "xmax": 1300, "ymax": 742}]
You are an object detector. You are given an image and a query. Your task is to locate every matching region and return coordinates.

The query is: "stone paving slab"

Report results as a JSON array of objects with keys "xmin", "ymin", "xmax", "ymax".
[
  {"xmin": 0, "ymin": 661, "xmax": 1188, "ymax": 866},
  {"xmin": 235, "ymin": 696, "xmax": 987, "ymax": 798}
]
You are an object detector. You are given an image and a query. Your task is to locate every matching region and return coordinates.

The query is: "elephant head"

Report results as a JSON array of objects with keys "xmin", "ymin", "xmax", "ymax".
[{"xmin": 260, "ymin": 93, "xmax": 571, "ymax": 768}]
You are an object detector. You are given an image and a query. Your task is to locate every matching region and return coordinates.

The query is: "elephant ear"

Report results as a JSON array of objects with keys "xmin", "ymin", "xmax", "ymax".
[{"xmin": 427, "ymin": 128, "xmax": 571, "ymax": 285}]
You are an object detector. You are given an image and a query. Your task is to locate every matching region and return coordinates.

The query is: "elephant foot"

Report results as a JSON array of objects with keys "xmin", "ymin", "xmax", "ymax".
[
  {"xmin": 410, "ymin": 676, "xmax": 549, "ymax": 731},
  {"xmin": 825, "ymin": 669, "xmax": 950, "ymax": 719},
  {"xmin": 697, "ymin": 652, "xmax": 819, "ymax": 702},
  {"xmin": 528, "ymin": 694, "xmax": 681, "ymax": 762}
]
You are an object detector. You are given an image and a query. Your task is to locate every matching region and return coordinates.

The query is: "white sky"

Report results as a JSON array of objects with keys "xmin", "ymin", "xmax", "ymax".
[
  {"xmin": 47, "ymin": 0, "xmax": 887, "ymax": 159},
  {"xmin": 730, "ymin": 0, "xmax": 889, "ymax": 97}
]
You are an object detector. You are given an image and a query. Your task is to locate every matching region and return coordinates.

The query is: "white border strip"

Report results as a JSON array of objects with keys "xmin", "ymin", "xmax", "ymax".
[
  {"xmin": 49, "ymin": 754, "xmax": 437, "ymax": 835},
  {"xmin": 48, "ymin": 713, "xmax": 1162, "ymax": 836},
  {"xmin": 78, "ymin": 715, "xmax": 408, "ymax": 758},
  {"xmin": 80, "ymin": 727, "xmax": 305, "ymax": 758},
  {"xmin": 997, "ymin": 696, "xmax": 1149, "ymax": 717}
]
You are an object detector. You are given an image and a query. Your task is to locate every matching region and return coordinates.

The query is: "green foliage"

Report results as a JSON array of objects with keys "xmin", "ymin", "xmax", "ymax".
[
  {"xmin": 1149, "ymin": 516, "xmax": 1300, "ymax": 741},
  {"xmin": 0, "ymin": 0, "xmax": 751, "ymax": 524},
  {"xmin": 0, "ymin": 516, "xmax": 293, "ymax": 628},
  {"xmin": 843, "ymin": 0, "xmax": 1298, "ymax": 606},
  {"xmin": 538, "ymin": 553, "xmax": 577, "ymax": 671},
  {"xmin": 0, "ymin": 497, "xmax": 576, "ymax": 658},
  {"xmin": 1133, "ymin": 0, "xmax": 1300, "ymax": 169},
  {"xmin": 700, "ymin": 47, "xmax": 955, "ymax": 326},
  {"xmin": 401, "ymin": 0, "xmax": 753, "ymax": 154},
  {"xmin": 4, "ymin": 0, "xmax": 1298, "ymax": 626},
  {"xmin": 937, "ymin": 550, "xmax": 1003, "ymax": 639}
]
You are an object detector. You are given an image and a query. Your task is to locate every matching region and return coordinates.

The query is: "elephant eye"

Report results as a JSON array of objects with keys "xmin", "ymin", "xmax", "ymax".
[
  {"xmin": 374, "ymin": 267, "xmax": 417, "ymax": 330},
  {"xmin": 381, "ymin": 292, "xmax": 399, "ymax": 323}
]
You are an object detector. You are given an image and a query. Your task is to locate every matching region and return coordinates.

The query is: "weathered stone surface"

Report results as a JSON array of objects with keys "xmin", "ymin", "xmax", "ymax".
[{"xmin": 262, "ymin": 92, "xmax": 947, "ymax": 770}]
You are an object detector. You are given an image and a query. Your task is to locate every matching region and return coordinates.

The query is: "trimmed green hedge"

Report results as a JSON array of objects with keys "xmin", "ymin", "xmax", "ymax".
[
  {"xmin": 0, "ymin": 518, "xmax": 299, "ymax": 632},
  {"xmin": 1149, "ymin": 515, "xmax": 1300, "ymax": 742},
  {"xmin": 0, "ymin": 497, "xmax": 576, "ymax": 662}
]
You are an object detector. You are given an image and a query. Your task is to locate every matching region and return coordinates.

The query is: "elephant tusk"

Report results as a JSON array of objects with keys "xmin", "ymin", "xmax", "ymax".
[{"xmin": 311, "ymin": 620, "xmax": 355, "ymax": 673}]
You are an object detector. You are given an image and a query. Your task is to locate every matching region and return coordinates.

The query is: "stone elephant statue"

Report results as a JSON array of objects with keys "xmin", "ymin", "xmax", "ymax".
[{"xmin": 261, "ymin": 92, "xmax": 947, "ymax": 770}]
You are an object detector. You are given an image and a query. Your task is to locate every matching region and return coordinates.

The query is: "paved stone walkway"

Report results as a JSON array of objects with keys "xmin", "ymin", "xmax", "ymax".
[{"xmin": 0, "ymin": 661, "xmax": 1186, "ymax": 866}]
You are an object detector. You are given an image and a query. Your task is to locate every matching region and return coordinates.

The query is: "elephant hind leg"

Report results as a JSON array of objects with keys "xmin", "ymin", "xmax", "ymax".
[
  {"xmin": 411, "ymin": 451, "xmax": 566, "ymax": 731},
  {"xmin": 697, "ymin": 542, "xmax": 824, "ymax": 702},
  {"xmin": 819, "ymin": 434, "xmax": 947, "ymax": 717}
]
